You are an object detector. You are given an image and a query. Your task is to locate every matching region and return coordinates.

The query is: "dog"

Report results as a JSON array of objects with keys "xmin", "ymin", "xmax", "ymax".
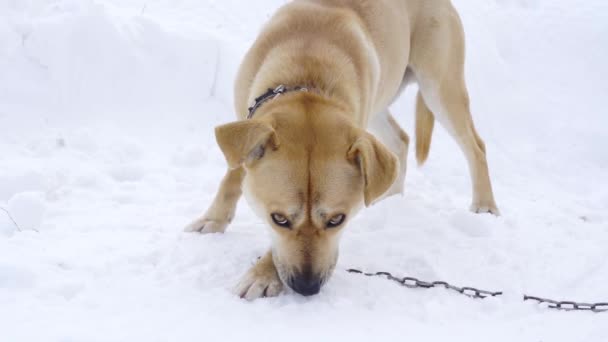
[{"xmin": 185, "ymin": 0, "xmax": 499, "ymax": 300}]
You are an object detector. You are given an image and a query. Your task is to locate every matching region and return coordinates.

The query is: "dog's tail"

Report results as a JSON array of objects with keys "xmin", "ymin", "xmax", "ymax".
[{"xmin": 415, "ymin": 92, "xmax": 435, "ymax": 165}]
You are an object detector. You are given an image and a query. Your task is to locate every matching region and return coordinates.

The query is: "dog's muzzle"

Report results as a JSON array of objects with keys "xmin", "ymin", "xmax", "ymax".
[{"xmin": 289, "ymin": 272, "xmax": 322, "ymax": 296}]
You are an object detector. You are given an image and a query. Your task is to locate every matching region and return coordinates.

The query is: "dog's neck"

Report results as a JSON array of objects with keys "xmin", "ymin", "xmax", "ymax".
[
  {"xmin": 247, "ymin": 85, "xmax": 314, "ymax": 119},
  {"xmin": 246, "ymin": 39, "xmax": 373, "ymax": 126}
]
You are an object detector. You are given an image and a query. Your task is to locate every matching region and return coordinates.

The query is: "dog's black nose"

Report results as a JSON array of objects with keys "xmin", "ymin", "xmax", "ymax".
[{"xmin": 290, "ymin": 275, "xmax": 322, "ymax": 296}]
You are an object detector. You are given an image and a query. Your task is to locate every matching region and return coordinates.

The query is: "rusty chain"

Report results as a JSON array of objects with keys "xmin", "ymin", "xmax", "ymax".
[{"xmin": 347, "ymin": 269, "xmax": 608, "ymax": 313}]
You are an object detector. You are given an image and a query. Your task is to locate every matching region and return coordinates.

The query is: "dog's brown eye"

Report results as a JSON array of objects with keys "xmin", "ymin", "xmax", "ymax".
[
  {"xmin": 327, "ymin": 214, "xmax": 346, "ymax": 228},
  {"xmin": 271, "ymin": 213, "xmax": 291, "ymax": 228}
]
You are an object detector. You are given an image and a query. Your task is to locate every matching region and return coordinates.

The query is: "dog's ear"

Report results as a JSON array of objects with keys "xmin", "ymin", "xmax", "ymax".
[
  {"xmin": 348, "ymin": 133, "xmax": 398, "ymax": 206},
  {"xmin": 215, "ymin": 120, "xmax": 278, "ymax": 169}
]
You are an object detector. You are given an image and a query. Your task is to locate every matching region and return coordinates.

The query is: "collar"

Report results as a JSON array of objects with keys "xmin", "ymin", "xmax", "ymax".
[{"xmin": 247, "ymin": 84, "xmax": 311, "ymax": 119}]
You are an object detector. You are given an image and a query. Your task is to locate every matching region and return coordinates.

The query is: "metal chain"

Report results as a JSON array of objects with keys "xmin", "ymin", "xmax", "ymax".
[{"xmin": 347, "ymin": 269, "xmax": 608, "ymax": 313}]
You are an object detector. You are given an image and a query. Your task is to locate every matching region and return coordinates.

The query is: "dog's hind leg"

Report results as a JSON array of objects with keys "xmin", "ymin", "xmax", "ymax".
[
  {"xmin": 184, "ymin": 167, "xmax": 245, "ymax": 233},
  {"xmin": 368, "ymin": 111, "xmax": 410, "ymax": 200},
  {"xmin": 409, "ymin": 4, "xmax": 498, "ymax": 214}
]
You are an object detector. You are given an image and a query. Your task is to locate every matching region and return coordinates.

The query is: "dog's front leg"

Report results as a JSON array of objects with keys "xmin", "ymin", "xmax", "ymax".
[
  {"xmin": 234, "ymin": 250, "xmax": 283, "ymax": 301},
  {"xmin": 185, "ymin": 167, "xmax": 244, "ymax": 233}
]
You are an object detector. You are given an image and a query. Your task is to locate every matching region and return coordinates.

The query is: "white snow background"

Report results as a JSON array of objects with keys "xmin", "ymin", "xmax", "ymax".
[{"xmin": 1, "ymin": 0, "xmax": 607, "ymax": 341}]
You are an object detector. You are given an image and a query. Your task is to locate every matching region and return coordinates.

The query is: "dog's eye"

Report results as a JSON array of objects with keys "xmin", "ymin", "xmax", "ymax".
[
  {"xmin": 271, "ymin": 213, "xmax": 291, "ymax": 228},
  {"xmin": 327, "ymin": 214, "xmax": 346, "ymax": 228}
]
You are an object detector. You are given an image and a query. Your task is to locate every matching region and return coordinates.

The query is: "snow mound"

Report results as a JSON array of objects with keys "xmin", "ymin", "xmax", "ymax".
[{"xmin": 7, "ymin": 191, "xmax": 46, "ymax": 231}]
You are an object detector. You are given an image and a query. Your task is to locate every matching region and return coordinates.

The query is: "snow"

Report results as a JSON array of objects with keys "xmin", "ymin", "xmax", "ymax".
[
  {"xmin": 7, "ymin": 191, "xmax": 46, "ymax": 231},
  {"xmin": 0, "ymin": 0, "xmax": 607, "ymax": 341}
]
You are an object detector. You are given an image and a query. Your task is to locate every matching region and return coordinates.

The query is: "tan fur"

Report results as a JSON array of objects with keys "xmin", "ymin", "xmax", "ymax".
[
  {"xmin": 348, "ymin": 133, "xmax": 399, "ymax": 206},
  {"xmin": 415, "ymin": 91, "xmax": 434, "ymax": 165},
  {"xmin": 215, "ymin": 120, "xmax": 278, "ymax": 169},
  {"xmin": 186, "ymin": 0, "xmax": 499, "ymax": 300}
]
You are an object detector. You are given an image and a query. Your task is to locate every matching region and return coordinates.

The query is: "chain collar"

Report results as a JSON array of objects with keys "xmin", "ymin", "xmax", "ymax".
[{"xmin": 247, "ymin": 85, "xmax": 311, "ymax": 119}]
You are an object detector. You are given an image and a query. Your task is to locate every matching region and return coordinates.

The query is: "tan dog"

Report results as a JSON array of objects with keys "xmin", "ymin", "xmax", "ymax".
[{"xmin": 186, "ymin": 0, "xmax": 499, "ymax": 300}]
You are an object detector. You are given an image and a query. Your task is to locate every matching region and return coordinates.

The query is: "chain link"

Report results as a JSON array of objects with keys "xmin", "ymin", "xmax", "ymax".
[{"xmin": 347, "ymin": 269, "xmax": 608, "ymax": 313}]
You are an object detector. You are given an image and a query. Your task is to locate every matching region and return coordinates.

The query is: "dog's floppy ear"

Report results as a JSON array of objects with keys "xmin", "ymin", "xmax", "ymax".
[
  {"xmin": 348, "ymin": 133, "xmax": 398, "ymax": 206},
  {"xmin": 215, "ymin": 120, "xmax": 278, "ymax": 169}
]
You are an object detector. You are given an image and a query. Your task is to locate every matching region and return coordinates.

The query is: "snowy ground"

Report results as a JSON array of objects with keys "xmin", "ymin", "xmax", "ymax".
[{"xmin": 1, "ymin": 0, "xmax": 607, "ymax": 341}]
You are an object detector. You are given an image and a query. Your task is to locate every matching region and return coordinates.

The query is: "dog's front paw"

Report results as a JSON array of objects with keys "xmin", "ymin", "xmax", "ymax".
[
  {"xmin": 184, "ymin": 218, "xmax": 229, "ymax": 234},
  {"xmin": 470, "ymin": 202, "xmax": 500, "ymax": 216},
  {"xmin": 234, "ymin": 253, "xmax": 283, "ymax": 301}
]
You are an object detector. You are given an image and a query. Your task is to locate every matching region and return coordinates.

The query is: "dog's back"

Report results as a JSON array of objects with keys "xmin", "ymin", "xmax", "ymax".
[{"xmin": 235, "ymin": 0, "xmax": 460, "ymax": 123}]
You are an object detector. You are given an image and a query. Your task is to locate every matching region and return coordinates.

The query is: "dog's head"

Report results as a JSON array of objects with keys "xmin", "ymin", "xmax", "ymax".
[{"xmin": 215, "ymin": 94, "xmax": 398, "ymax": 296}]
